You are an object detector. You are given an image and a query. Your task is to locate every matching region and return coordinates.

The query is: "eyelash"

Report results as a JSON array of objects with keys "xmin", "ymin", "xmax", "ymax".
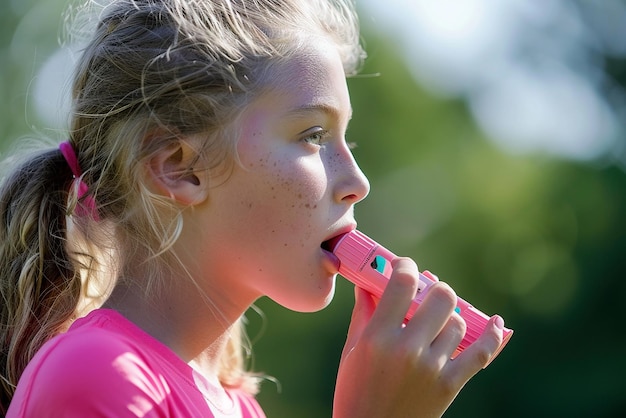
[{"xmin": 301, "ymin": 129, "xmax": 330, "ymax": 146}]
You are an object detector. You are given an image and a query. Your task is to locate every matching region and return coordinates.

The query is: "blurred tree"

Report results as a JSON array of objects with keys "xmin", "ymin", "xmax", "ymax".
[{"xmin": 0, "ymin": 0, "xmax": 68, "ymax": 153}]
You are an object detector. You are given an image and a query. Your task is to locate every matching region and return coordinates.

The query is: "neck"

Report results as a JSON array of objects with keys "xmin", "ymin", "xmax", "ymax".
[{"xmin": 103, "ymin": 274, "xmax": 248, "ymax": 381}]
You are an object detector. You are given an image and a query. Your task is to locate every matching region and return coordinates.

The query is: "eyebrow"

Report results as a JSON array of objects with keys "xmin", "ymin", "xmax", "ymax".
[{"xmin": 284, "ymin": 103, "xmax": 353, "ymax": 123}]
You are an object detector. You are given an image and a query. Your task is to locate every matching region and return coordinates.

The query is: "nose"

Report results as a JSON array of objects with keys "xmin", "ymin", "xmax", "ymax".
[{"xmin": 333, "ymin": 143, "xmax": 370, "ymax": 205}]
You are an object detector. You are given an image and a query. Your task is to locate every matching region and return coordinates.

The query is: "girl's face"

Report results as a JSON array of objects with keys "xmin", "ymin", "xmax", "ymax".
[{"xmin": 193, "ymin": 37, "xmax": 370, "ymax": 313}]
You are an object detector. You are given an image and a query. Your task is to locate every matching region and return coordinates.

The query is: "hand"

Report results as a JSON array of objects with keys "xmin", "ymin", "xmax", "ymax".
[{"xmin": 333, "ymin": 258, "xmax": 504, "ymax": 418}]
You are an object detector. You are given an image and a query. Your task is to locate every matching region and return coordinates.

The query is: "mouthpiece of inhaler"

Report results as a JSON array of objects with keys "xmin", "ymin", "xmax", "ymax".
[{"xmin": 329, "ymin": 230, "xmax": 513, "ymax": 365}]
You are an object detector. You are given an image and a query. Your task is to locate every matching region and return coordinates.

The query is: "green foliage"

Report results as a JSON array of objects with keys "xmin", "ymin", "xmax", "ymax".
[{"xmin": 0, "ymin": 0, "xmax": 68, "ymax": 153}]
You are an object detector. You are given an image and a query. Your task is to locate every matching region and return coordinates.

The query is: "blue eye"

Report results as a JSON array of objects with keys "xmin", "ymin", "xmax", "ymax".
[{"xmin": 302, "ymin": 129, "xmax": 329, "ymax": 146}]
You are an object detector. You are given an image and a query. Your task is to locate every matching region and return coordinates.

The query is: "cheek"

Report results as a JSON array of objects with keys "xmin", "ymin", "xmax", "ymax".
[
  {"xmin": 274, "ymin": 160, "xmax": 327, "ymax": 215},
  {"xmin": 254, "ymin": 158, "xmax": 327, "ymax": 248},
  {"xmin": 236, "ymin": 140, "xmax": 327, "ymax": 227}
]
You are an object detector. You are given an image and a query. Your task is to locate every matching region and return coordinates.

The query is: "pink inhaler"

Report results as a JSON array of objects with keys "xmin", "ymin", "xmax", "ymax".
[{"xmin": 329, "ymin": 230, "xmax": 513, "ymax": 365}]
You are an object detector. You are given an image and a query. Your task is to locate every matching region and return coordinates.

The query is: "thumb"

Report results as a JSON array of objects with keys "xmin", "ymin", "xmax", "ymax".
[{"xmin": 342, "ymin": 287, "xmax": 376, "ymax": 360}]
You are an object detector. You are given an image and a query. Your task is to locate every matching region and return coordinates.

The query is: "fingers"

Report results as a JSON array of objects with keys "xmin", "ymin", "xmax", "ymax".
[
  {"xmin": 404, "ymin": 281, "xmax": 458, "ymax": 341},
  {"xmin": 444, "ymin": 315, "xmax": 505, "ymax": 385},
  {"xmin": 343, "ymin": 287, "xmax": 377, "ymax": 355},
  {"xmin": 430, "ymin": 313, "xmax": 467, "ymax": 362},
  {"xmin": 339, "ymin": 257, "xmax": 508, "ymax": 418},
  {"xmin": 337, "ymin": 256, "xmax": 508, "ymax": 418},
  {"xmin": 366, "ymin": 258, "xmax": 420, "ymax": 331}
]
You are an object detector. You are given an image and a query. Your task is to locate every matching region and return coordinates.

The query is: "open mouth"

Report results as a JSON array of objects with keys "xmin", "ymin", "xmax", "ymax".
[{"xmin": 321, "ymin": 233, "xmax": 347, "ymax": 253}]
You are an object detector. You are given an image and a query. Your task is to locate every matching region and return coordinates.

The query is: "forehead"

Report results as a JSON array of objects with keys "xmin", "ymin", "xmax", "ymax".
[{"xmin": 254, "ymin": 38, "xmax": 351, "ymax": 120}]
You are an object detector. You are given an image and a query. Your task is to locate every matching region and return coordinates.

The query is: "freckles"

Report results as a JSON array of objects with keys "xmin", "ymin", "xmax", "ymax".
[
  {"xmin": 326, "ymin": 152, "xmax": 343, "ymax": 175},
  {"xmin": 300, "ymin": 223, "xmax": 313, "ymax": 246},
  {"xmin": 239, "ymin": 128, "xmax": 264, "ymax": 167},
  {"xmin": 303, "ymin": 203, "xmax": 318, "ymax": 213}
]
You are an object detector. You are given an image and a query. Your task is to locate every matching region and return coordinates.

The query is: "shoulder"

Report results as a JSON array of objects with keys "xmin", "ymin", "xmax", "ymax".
[{"xmin": 9, "ymin": 311, "xmax": 171, "ymax": 417}]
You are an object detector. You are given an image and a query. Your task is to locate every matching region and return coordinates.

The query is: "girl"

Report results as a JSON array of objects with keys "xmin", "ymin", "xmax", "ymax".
[{"xmin": 0, "ymin": 0, "xmax": 505, "ymax": 416}]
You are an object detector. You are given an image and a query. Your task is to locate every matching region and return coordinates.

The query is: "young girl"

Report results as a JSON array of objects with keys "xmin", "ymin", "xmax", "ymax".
[{"xmin": 0, "ymin": 0, "xmax": 505, "ymax": 416}]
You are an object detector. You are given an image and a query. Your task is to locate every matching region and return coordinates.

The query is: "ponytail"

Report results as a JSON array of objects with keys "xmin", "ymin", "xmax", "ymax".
[{"xmin": 0, "ymin": 148, "xmax": 81, "ymax": 414}]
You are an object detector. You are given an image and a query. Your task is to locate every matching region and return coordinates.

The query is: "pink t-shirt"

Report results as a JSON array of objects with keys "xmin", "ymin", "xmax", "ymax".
[{"xmin": 7, "ymin": 309, "xmax": 266, "ymax": 417}]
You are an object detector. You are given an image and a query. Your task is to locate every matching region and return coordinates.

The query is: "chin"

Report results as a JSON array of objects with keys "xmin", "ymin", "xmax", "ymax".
[
  {"xmin": 308, "ymin": 291, "xmax": 335, "ymax": 312},
  {"xmin": 283, "ymin": 277, "xmax": 337, "ymax": 313}
]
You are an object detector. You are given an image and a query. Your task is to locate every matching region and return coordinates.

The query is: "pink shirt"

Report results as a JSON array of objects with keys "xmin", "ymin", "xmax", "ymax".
[{"xmin": 7, "ymin": 309, "xmax": 266, "ymax": 417}]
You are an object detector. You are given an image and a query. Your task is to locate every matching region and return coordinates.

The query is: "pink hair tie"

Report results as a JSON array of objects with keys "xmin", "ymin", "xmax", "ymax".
[{"xmin": 59, "ymin": 141, "xmax": 99, "ymax": 220}]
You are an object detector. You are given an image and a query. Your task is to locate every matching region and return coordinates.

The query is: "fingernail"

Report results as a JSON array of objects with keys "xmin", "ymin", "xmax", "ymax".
[{"xmin": 494, "ymin": 315, "xmax": 504, "ymax": 330}]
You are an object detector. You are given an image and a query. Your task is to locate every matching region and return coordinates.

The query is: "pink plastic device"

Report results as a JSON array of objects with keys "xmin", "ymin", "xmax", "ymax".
[{"xmin": 329, "ymin": 229, "xmax": 513, "ymax": 365}]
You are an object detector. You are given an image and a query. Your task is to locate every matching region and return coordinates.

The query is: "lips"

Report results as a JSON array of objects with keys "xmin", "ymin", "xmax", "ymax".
[
  {"xmin": 320, "ymin": 227, "xmax": 351, "ymax": 273},
  {"xmin": 321, "ymin": 223, "xmax": 355, "ymax": 251},
  {"xmin": 320, "ymin": 225, "xmax": 355, "ymax": 273}
]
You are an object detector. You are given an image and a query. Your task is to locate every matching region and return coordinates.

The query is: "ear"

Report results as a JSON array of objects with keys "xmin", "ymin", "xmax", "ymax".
[{"xmin": 146, "ymin": 139, "xmax": 209, "ymax": 206}]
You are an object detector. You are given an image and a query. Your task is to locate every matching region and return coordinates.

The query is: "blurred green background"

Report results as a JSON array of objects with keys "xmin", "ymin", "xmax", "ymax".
[{"xmin": 2, "ymin": 0, "xmax": 625, "ymax": 417}]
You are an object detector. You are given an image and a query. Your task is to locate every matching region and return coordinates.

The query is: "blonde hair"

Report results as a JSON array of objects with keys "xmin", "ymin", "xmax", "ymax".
[{"xmin": 0, "ymin": 0, "xmax": 364, "ymax": 412}]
